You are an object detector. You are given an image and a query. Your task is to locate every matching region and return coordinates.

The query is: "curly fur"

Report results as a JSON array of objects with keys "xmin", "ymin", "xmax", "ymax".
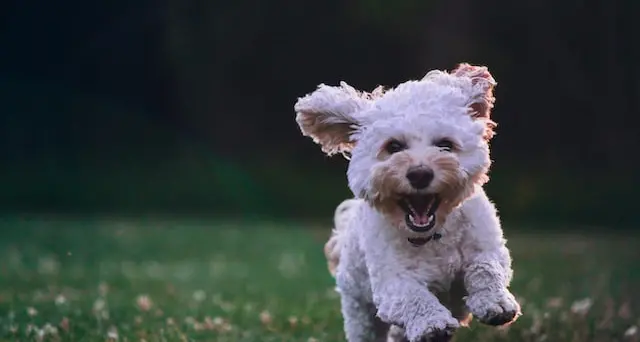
[
  {"xmin": 295, "ymin": 63, "xmax": 521, "ymax": 342},
  {"xmin": 325, "ymin": 198, "xmax": 361, "ymax": 276}
]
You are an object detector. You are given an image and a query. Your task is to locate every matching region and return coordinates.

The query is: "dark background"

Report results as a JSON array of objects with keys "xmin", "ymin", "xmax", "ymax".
[{"xmin": 1, "ymin": 0, "xmax": 637, "ymax": 226}]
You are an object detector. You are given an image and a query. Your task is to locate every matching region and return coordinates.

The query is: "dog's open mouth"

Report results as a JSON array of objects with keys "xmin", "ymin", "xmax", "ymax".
[{"xmin": 398, "ymin": 194, "xmax": 441, "ymax": 232}]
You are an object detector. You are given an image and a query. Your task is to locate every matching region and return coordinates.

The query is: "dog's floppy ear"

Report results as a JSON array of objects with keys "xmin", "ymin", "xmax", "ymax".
[
  {"xmin": 451, "ymin": 63, "xmax": 497, "ymax": 140},
  {"xmin": 295, "ymin": 82, "xmax": 369, "ymax": 156}
]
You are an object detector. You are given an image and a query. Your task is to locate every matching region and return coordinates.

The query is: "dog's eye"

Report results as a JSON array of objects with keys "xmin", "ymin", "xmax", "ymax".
[
  {"xmin": 434, "ymin": 138, "xmax": 454, "ymax": 151},
  {"xmin": 384, "ymin": 139, "xmax": 407, "ymax": 154}
]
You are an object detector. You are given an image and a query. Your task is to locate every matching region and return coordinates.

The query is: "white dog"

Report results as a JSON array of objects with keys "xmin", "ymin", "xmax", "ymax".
[{"xmin": 295, "ymin": 64, "xmax": 521, "ymax": 342}]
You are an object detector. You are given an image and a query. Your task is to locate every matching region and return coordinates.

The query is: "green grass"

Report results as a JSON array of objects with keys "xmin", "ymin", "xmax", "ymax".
[{"xmin": 0, "ymin": 217, "xmax": 639, "ymax": 342}]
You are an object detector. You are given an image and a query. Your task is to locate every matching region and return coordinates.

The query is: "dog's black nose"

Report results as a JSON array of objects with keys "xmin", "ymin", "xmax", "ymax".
[{"xmin": 406, "ymin": 167, "xmax": 434, "ymax": 189}]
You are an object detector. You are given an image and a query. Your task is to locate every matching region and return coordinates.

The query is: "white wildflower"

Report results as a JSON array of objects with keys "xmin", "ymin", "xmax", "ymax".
[
  {"xmin": 570, "ymin": 298, "xmax": 593, "ymax": 315},
  {"xmin": 624, "ymin": 325, "xmax": 638, "ymax": 337},
  {"xmin": 55, "ymin": 294, "xmax": 67, "ymax": 306},
  {"xmin": 26, "ymin": 307, "xmax": 38, "ymax": 317},
  {"xmin": 192, "ymin": 290, "xmax": 206, "ymax": 302}
]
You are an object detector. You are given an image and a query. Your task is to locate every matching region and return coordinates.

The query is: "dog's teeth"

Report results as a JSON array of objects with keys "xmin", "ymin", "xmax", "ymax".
[{"xmin": 409, "ymin": 214, "xmax": 428, "ymax": 227}]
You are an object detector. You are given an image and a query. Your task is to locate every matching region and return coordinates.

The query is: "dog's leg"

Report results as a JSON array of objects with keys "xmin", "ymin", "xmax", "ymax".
[
  {"xmin": 462, "ymin": 246, "xmax": 521, "ymax": 326},
  {"xmin": 361, "ymin": 223, "xmax": 459, "ymax": 342},
  {"xmin": 458, "ymin": 190, "xmax": 522, "ymax": 327},
  {"xmin": 336, "ymin": 251, "xmax": 389, "ymax": 341},
  {"xmin": 370, "ymin": 276, "xmax": 459, "ymax": 342},
  {"xmin": 340, "ymin": 294, "xmax": 389, "ymax": 342},
  {"xmin": 386, "ymin": 325, "xmax": 408, "ymax": 342}
]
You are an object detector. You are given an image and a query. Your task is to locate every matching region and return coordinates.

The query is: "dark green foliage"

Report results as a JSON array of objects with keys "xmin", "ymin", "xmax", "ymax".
[{"xmin": 0, "ymin": 0, "xmax": 638, "ymax": 223}]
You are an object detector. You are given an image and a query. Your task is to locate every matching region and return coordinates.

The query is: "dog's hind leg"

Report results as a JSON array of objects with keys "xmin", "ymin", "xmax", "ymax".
[
  {"xmin": 325, "ymin": 198, "xmax": 361, "ymax": 276},
  {"xmin": 386, "ymin": 325, "xmax": 407, "ymax": 342},
  {"xmin": 340, "ymin": 295, "xmax": 389, "ymax": 342},
  {"xmin": 447, "ymin": 275, "xmax": 473, "ymax": 327}
]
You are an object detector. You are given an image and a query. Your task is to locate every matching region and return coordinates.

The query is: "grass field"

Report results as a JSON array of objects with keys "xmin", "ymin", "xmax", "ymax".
[{"xmin": 0, "ymin": 217, "xmax": 639, "ymax": 342}]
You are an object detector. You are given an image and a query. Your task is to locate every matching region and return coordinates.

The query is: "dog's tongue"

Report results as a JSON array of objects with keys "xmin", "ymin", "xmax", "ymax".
[
  {"xmin": 410, "ymin": 212, "xmax": 431, "ymax": 225},
  {"xmin": 408, "ymin": 196, "xmax": 434, "ymax": 225}
]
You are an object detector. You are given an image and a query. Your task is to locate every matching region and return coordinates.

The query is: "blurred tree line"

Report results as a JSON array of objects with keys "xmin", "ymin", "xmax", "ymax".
[{"xmin": 0, "ymin": 0, "xmax": 637, "ymax": 226}]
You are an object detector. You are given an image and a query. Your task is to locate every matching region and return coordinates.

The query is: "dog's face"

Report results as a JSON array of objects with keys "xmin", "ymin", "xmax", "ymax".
[{"xmin": 295, "ymin": 64, "xmax": 497, "ymax": 232}]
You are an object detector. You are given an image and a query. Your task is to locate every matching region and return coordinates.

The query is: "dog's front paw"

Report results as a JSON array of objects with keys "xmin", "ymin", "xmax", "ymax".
[
  {"xmin": 407, "ymin": 315, "xmax": 459, "ymax": 342},
  {"xmin": 416, "ymin": 328, "xmax": 454, "ymax": 342},
  {"xmin": 466, "ymin": 289, "xmax": 521, "ymax": 326}
]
